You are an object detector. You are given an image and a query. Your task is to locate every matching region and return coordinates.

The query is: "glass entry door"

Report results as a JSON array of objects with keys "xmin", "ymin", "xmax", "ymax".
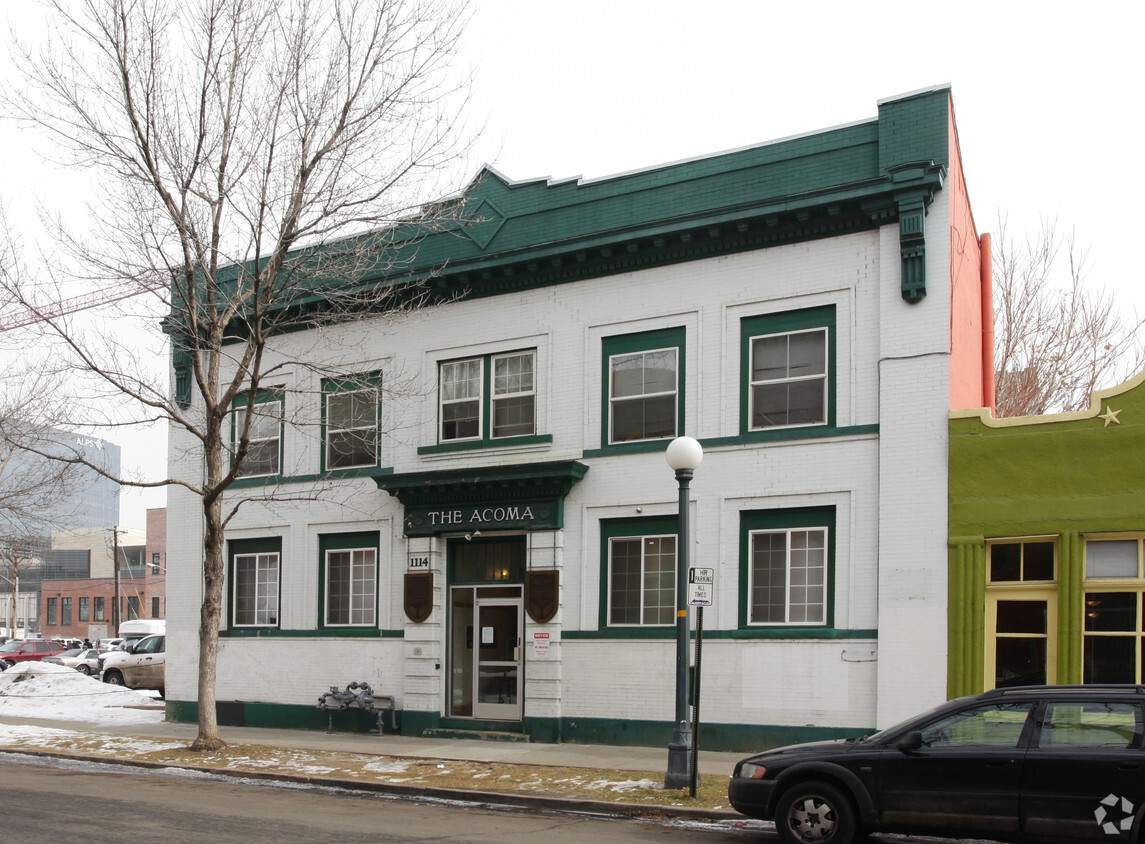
[{"xmin": 449, "ymin": 585, "xmax": 523, "ymax": 721}]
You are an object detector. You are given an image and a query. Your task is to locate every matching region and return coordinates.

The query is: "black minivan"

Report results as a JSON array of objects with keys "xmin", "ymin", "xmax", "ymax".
[{"xmin": 729, "ymin": 685, "xmax": 1144, "ymax": 844}]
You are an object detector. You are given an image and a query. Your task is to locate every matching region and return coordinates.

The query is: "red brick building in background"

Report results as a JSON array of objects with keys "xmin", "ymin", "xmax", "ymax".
[{"xmin": 39, "ymin": 508, "xmax": 167, "ymax": 642}]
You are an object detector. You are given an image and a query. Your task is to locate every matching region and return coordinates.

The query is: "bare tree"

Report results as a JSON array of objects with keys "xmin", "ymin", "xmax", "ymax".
[
  {"xmin": 0, "ymin": 0, "xmax": 474, "ymax": 750},
  {"xmin": 993, "ymin": 217, "xmax": 1145, "ymax": 417}
]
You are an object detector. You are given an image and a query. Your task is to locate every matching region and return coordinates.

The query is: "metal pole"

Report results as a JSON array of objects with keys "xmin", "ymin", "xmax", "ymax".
[
  {"xmin": 690, "ymin": 604, "xmax": 703, "ymax": 797},
  {"xmin": 664, "ymin": 467, "xmax": 693, "ymax": 789}
]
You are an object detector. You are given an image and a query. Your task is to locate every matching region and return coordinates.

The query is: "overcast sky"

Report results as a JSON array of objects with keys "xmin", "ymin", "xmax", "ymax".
[{"xmin": 3, "ymin": 1, "xmax": 1142, "ymax": 528}]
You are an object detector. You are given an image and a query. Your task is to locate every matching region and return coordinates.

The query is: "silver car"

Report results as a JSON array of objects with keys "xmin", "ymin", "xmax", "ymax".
[{"xmin": 43, "ymin": 647, "xmax": 104, "ymax": 676}]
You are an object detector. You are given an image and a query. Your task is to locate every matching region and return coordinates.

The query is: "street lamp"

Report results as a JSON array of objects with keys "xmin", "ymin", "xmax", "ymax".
[{"xmin": 664, "ymin": 435, "xmax": 702, "ymax": 789}]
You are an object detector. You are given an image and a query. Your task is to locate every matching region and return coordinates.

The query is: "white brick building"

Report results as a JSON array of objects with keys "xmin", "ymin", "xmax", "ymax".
[{"xmin": 166, "ymin": 85, "xmax": 992, "ymax": 749}]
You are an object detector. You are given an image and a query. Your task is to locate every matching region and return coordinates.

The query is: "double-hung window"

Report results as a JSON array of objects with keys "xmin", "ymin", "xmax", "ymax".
[
  {"xmin": 742, "ymin": 507, "xmax": 834, "ymax": 627},
  {"xmin": 323, "ymin": 375, "xmax": 380, "ymax": 470},
  {"xmin": 230, "ymin": 538, "xmax": 281, "ymax": 628},
  {"xmin": 232, "ymin": 390, "xmax": 283, "ymax": 478},
  {"xmin": 601, "ymin": 516, "xmax": 677, "ymax": 628},
  {"xmin": 320, "ymin": 532, "xmax": 379, "ymax": 628},
  {"xmin": 438, "ymin": 350, "xmax": 536, "ymax": 444},
  {"xmin": 742, "ymin": 307, "xmax": 834, "ymax": 433},
  {"xmin": 603, "ymin": 328, "xmax": 684, "ymax": 447}
]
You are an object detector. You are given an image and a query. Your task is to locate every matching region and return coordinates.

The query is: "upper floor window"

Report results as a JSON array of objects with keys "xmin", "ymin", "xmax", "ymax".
[
  {"xmin": 439, "ymin": 350, "xmax": 536, "ymax": 443},
  {"xmin": 741, "ymin": 307, "xmax": 834, "ymax": 434},
  {"xmin": 603, "ymin": 328, "xmax": 684, "ymax": 447},
  {"xmin": 323, "ymin": 375, "xmax": 380, "ymax": 470},
  {"xmin": 46, "ymin": 598, "xmax": 57, "ymax": 625},
  {"xmin": 232, "ymin": 390, "xmax": 283, "ymax": 478}
]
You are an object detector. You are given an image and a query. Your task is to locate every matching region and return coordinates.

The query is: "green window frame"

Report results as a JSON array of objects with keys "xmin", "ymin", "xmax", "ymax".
[
  {"xmin": 601, "ymin": 327, "xmax": 685, "ymax": 450},
  {"xmin": 229, "ymin": 537, "xmax": 282, "ymax": 629},
  {"xmin": 322, "ymin": 374, "xmax": 381, "ymax": 472},
  {"xmin": 437, "ymin": 350, "xmax": 537, "ymax": 446},
  {"xmin": 319, "ymin": 532, "xmax": 380, "ymax": 629},
  {"xmin": 741, "ymin": 307, "xmax": 835, "ymax": 435},
  {"xmin": 231, "ymin": 388, "xmax": 284, "ymax": 478},
  {"xmin": 599, "ymin": 515, "xmax": 679, "ymax": 632},
  {"xmin": 740, "ymin": 506, "xmax": 836, "ymax": 629}
]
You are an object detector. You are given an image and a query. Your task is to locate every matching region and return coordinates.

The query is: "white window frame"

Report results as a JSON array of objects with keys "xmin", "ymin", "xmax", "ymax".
[
  {"xmin": 608, "ymin": 346, "xmax": 678, "ymax": 444},
  {"xmin": 748, "ymin": 327, "xmax": 828, "ymax": 431},
  {"xmin": 491, "ymin": 351, "xmax": 536, "ymax": 439},
  {"xmin": 324, "ymin": 547, "xmax": 377, "ymax": 627},
  {"xmin": 232, "ymin": 551, "xmax": 280, "ymax": 627},
  {"xmin": 440, "ymin": 358, "xmax": 484, "ymax": 442},
  {"xmin": 607, "ymin": 534, "xmax": 677, "ymax": 627},
  {"xmin": 234, "ymin": 399, "xmax": 282, "ymax": 478},
  {"xmin": 748, "ymin": 527, "xmax": 828, "ymax": 626},
  {"xmin": 325, "ymin": 386, "xmax": 379, "ymax": 470}
]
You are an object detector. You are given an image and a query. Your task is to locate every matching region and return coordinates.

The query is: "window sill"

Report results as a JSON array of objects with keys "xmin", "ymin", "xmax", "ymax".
[
  {"xmin": 418, "ymin": 434, "xmax": 552, "ymax": 456},
  {"xmin": 222, "ymin": 628, "xmax": 404, "ymax": 638}
]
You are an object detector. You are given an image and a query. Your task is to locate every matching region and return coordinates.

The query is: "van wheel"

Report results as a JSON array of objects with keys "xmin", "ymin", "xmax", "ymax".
[
  {"xmin": 775, "ymin": 780, "xmax": 856, "ymax": 844},
  {"xmin": 103, "ymin": 670, "xmax": 125, "ymax": 686}
]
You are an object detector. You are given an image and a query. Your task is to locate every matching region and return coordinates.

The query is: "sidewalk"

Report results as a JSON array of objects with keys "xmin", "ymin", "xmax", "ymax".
[{"xmin": 0, "ymin": 713, "xmax": 750, "ymax": 822}]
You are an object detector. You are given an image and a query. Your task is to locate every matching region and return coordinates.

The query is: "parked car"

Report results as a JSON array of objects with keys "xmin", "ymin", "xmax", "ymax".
[
  {"xmin": 728, "ymin": 684, "xmax": 1145, "ymax": 844},
  {"xmin": 101, "ymin": 634, "xmax": 164, "ymax": 696},
  {"xmin": 42, "ymin": 647, "xmax": 104, "ymax": 675},
  {"xmin": 0, "ymin": 640, "xmax": 69, "ymax": 669}
]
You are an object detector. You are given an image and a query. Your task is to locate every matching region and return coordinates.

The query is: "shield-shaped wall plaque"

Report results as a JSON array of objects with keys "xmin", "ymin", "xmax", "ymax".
[
  {"xmin": 526, "ymin": 570, "xmax": 559, "ymax": 623},
  {"xmin": 404, "ymin": 571, "xmax": 433, "ymax": 623}
]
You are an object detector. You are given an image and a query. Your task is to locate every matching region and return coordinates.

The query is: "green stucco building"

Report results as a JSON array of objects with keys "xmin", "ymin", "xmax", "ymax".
[{"xmin": 949, "ymin": 371, "xmax": 1145, "ymax": 697}]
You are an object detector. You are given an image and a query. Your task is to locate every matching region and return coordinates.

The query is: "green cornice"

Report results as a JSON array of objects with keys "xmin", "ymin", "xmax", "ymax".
[
  {"xmin": 374, "ymin": 460, "xmax": 589, "ymax": 507},
  {"xmin": 190, "ymin": 88, "xmax": 953, "ymax": 340}
]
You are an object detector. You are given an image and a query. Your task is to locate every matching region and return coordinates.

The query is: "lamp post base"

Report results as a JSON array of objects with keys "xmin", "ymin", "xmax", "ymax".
[{"xmin": 664, "ymin": 720, "xmax": 693, "ymax": 789}]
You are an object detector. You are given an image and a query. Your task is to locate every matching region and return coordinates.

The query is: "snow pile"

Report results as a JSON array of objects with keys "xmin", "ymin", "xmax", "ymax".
[{"xmin": 0, "ymin": 661, "xmax": 164, "ymax": 725}]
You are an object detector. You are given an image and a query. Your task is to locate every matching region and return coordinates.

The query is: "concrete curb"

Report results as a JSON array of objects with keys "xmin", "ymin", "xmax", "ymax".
[{"xmin": 3, "ymin": 746, "xmax": 742, "ymax": 823}]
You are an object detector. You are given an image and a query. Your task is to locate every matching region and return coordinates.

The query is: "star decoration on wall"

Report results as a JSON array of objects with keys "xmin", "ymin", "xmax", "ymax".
[{"xmin": 1099, "ymin": 406, "xmax": 1122, "ymax": 427}]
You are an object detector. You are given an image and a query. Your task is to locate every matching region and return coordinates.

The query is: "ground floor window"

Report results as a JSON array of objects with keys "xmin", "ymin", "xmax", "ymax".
[
  {"xmin": 46, "ymin": 598, "xmax": 57, "ymax": 625},
  {"xmin": 79, "ymin": 597, "xmax": 89, "ymax": 622},
  {"xmin": 230, "ymin": 537, "xmax": 282, "ymax": 628},
  {"xmin": 1083, "ymin": 537, "xmax": 1145, "ymax": 684},
  {"xmin": 740, "ymin": 506, "xmax": 834, "ymax": 628},
  {"xmin": 94, "ymin": 597, "xmax": 105, "ymax": 622},
  {"xmin": 320, "ymin": 532, "xmax": 379, "ymax": 628}
]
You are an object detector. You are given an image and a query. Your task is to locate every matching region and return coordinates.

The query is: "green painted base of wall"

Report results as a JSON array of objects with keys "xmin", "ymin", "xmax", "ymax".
[{"xmin": 167, "ymin": 700, "xmax": 869, "ymax": 753}]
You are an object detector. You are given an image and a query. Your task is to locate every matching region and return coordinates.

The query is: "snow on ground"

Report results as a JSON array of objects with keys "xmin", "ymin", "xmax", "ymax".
[{"xmin": 0, "ymin": 661, "xmax": 164, "ymax": 725}]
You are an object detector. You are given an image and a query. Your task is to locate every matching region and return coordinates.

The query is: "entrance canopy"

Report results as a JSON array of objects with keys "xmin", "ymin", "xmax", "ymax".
[{"xmin": 375, "ymin": 460, "xmax": 589, "ymax": 536}]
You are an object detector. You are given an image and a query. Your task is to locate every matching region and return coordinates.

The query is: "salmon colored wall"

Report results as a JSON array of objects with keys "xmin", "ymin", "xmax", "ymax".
[{"xmin": 946, "ymin": 96, "xmax": 990, "ymax": 411}]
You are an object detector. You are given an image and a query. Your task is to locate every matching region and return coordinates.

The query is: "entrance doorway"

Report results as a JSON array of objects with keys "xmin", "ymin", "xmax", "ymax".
[
  {"xmin": 985, "ymin": 588, "xmax": 1058, "ymax": 688},
  {"xmin": 448, "ymin": 537, "xmax": 525, "ymax": 721}
]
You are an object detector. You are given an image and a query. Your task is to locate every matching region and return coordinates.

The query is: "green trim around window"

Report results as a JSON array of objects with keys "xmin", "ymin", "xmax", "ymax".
[
  {"xmin": 227, "ymin": 536, "xmax": 282, "ymax": 631},
  {"xmin": 600, "ymin": 327, "xmax": 686, "ymax": 451},
  {"xmin": 230, "ymin": 387, "xmax": 285, "ymax": 479},
  {"xmin": 317, "ymin": 531, "xmax": 380, "ymax": 633},
  {"xmin": 598, "ymin": 515, "xmax": 679, "ymax": 634},
  {"xmin": 425, "ymin": 348, "xmax": 539, "ymax": 453},
  {"xmin": 739, "ymin": 505, "xmax": 836, "ymax": 630},
  {"xmin": 740, "ymin": 306, "xmax": 836, "ymax": 436},
  {"xmin": 321, "ymin": 373, "xmax": 382, "ymax": 473}
]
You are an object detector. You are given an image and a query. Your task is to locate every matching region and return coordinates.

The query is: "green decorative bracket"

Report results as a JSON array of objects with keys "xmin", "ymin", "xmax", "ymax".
[{"xmin": 887, "ymin": 162, "xmax": 946, "ymax": 305}]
